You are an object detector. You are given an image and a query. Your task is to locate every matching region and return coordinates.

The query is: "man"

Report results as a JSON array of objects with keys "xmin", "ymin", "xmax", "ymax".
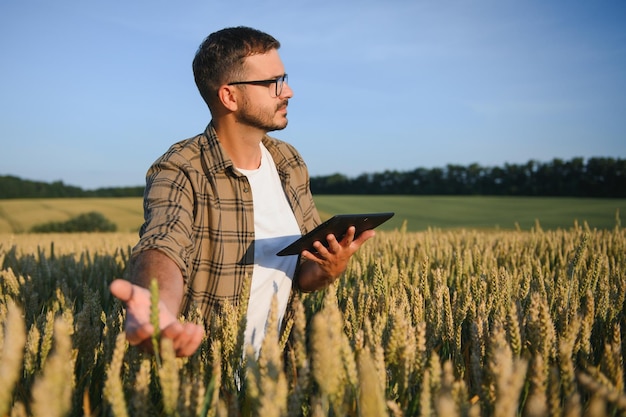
[{"xmin": 110, "ymin": 26, "xmax": 374, "ymax": 357}]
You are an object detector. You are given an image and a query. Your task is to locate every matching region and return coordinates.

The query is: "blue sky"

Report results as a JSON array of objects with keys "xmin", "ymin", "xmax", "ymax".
[{"xmin": 1, "ymin": 1, "xmax": 625, "ymax": 189}]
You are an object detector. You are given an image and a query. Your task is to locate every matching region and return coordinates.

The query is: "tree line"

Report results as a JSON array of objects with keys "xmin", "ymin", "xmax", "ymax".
[
  {"xmin": 1, "ymin": 157, "xmax": 624, "ymax": 199},
  {"xmin": 310, "ymin": 157, "xmax": 625, "ymax": 197},
  {"xmin": 0, "ymin": 175, "xmax": 144, "ymax": 199}
]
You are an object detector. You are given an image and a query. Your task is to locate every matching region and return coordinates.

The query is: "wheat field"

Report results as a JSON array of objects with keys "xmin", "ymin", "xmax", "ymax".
[{"xmin": 1, "ymin": 221, "xmax": 625, "ymax": 416}]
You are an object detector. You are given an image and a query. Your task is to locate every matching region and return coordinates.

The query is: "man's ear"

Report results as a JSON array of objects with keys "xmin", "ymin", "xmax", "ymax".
[{"xmin": 217, "ymin": 85, "xmax": 239, "ymax": 111}]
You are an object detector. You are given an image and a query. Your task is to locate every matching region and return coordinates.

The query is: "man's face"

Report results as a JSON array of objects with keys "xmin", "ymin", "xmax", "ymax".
[{"xmin": 235, "ymin": 49, "xmax": 293, "ymax": 132}]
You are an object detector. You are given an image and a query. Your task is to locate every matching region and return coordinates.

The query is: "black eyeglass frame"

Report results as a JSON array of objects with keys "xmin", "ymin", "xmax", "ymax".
[{"xmin": 227, "ymin": 74, "xmax": 288, "ymax": 97}]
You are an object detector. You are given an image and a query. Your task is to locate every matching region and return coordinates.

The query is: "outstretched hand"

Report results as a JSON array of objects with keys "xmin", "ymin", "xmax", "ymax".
[{"xmin": 109, "ymin": 279, "xmax": 204, "ymax": 357}]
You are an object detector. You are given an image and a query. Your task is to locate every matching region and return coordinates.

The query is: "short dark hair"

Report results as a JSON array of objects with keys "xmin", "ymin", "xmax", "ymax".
[{"xmin": 192, "ymin": 26, "xmax": 280, "ymax": 110}]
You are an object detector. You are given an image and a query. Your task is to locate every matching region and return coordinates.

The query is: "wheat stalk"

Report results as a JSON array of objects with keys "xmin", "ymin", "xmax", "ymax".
[
  {"xmin": 158, "ymin": 338, "xmax": 180, "ymax": 416},
  {"xmin": 103, "ymin": 333, "xmax": 129, "ymax": 417},
  {"xmin": 357, "ymin": 349, "xmax": 387, "ymax": 417},
  {"xmin": 0, "ymin": 301, "xmax": 26, "ymax": 416},
  {"xmin": 31, "ymin": 318, "xmax": 75, "ymax": 417}
]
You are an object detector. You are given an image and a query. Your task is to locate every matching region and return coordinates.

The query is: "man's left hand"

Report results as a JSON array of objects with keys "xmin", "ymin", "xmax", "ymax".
[{"xmin": 297, "ymin": 226, "xmax": 375, "ymax": 291}]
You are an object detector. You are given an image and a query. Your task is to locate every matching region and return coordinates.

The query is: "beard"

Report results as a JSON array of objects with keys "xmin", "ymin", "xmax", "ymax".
[{"xmin": 237, "ymin": 96, "xmax": 289, "ymax": 132}]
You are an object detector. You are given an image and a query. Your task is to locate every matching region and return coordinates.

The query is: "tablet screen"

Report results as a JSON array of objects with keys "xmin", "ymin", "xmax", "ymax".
[{"xmin": 276, "ymin": 212, "xmax": 394, "ymax": 256}]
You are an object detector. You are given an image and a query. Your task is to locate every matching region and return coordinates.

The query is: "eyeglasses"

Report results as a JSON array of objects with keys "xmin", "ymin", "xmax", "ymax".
[{"xmin": 227, "ymin": 74, "xmax": 288, "ymax": 97}]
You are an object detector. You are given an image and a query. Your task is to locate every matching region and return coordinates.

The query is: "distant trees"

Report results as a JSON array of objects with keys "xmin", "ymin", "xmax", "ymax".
[
  {"xmin": 30, "ymin": 212, "xmax": 117, "ymax": 233},
  {"xmin": 1, "ymin": 156, "xmax": 624, "ymax": 198},
  {"xmin": 0, "ymin": 176, "xmax": 85, "ymax": 198},
  {"xmin": 310, "ymin": 157, "xmax": 626, "ymax": 197},
  {"xmin": 0, "ymin": 175, "xmax": 144, "ymax": 199}
]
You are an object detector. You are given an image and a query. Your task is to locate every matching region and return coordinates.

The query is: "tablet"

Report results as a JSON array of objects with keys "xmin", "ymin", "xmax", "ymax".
[{"xmin": 276, "ymin": 212, "xmax": 394, "ymax": 256}]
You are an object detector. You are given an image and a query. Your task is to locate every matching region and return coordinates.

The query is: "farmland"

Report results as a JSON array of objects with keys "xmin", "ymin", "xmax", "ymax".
[
  {"xmin": 0, "ymin": 197, "xmax": 143, "ymax": 234},
  {"xmin": 0, "ymin": 196, "xmax": 624, "ymax": 233},
  {"xmin": 0, "ymin": 196, "xmax": 625, "ymax": 416}
]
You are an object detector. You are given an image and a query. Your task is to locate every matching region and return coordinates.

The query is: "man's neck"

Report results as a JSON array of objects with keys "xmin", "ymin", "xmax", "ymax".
[{"xmin": 213, "ymin": 119, "xmax": 265, "ymax": 170}]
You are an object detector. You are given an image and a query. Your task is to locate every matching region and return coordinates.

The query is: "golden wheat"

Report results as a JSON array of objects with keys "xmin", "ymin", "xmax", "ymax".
[
  {"xmin": 0, "ymin": 302, "xmax": 26, "ymax": 417},
  {"xmin": 0, "ymin": 223, "xmax": 624, "ymax": 416}
]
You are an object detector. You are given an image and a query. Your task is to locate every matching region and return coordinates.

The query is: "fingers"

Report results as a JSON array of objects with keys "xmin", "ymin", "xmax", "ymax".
[
  {"xmin": 355, "ymin": 229, "xmax": 376, "ymax": 244},
  {"xmin": 299, "ymin": 225, "xmax": 377, "ymax": 288},
  {"xmin": 311, "ymin": 226, "xmax": 368, "ymax": 257},
  {"xmin": 125, "ymin": 320, "xmax": 204, "ymax": 357},
  {"xmin": 110, "ymin": 279, "xmax": 204, "ymax": 357},
  {"xmin": 126, "ymin": 322, "xmax": 155, "ymax": 346},
  {"xmin": 341, "ymin": 226, "xmax": 357, "ymax": 243},
  {"xmin": 162, "ymin": 321, "xmax": 205, "ymax": 357},
  {"xmin": 175, "ymin": 323, "xmax": 205, "ymax": 357},
  {"xmin": 324, "ymin": 234, "xmax": 341, "ymax": 253},
  {"xmin": 110, "ymin": 279, "xmax": 134, "ymax": 303}
]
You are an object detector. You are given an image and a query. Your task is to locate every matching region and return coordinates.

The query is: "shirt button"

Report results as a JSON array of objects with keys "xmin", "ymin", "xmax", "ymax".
[{"xmin": 243, "ymin": 187, "xmax": 249, "ymax": 193}]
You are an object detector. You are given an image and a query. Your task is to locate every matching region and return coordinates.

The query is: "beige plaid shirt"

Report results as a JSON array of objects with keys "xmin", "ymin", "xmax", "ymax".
[{"xmin": 132, "ymin": 122, "xmax": 320, "ymax": 319}]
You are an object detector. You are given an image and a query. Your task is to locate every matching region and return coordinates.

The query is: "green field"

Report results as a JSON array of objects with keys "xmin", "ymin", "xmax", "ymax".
[
  {"xmin": 0, "ymin": 195, "xmax": 623, "ymax": 234},
  {"xmin": 314, "ymin": 195, "xmax": 625, "ymax": 231}
]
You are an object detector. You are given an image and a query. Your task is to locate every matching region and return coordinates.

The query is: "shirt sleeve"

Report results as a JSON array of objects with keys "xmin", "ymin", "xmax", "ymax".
[{"xmin": 132, "ymin": 156, "xmax": 196, "ymax": 283}]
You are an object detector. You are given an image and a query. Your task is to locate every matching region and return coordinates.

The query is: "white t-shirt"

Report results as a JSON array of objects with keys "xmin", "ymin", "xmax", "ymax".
[{"xmin": 237, "ymin": 143, "xmax": 301, "ymax": 356}]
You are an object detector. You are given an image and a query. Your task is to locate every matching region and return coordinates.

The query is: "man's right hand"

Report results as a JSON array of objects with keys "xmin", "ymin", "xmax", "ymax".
[{"xmin": 109, "ymin": 279, "xmax": 204, "ymax": 357}]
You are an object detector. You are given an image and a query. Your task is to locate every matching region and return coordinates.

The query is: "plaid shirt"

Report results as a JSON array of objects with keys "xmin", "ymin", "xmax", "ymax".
[{"xmin": 132, "ymin": 122, "xmax": 320, "ymax": 319}]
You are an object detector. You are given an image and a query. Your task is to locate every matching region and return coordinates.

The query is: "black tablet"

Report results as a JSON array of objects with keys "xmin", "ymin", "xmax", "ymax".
[{"xmin": 276, "ymin": 212, "xmax": 394, "ymax": 256}]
